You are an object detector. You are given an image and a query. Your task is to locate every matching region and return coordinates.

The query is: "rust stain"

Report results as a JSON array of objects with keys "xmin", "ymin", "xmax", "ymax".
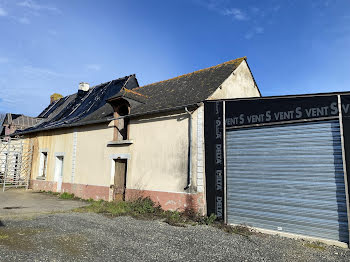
[{"xmin": 123, "ymin": 88, "xmax": 149, "ymax": 98}]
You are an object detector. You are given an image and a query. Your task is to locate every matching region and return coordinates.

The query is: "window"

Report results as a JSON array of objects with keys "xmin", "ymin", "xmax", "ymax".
[
  {"xmin": 38, "ymin": 151, "xmax": 48, "ymax": 178},
  {"xmin": 54, "ymin": 155, "xmax": 64, "ymax": 192},
  {"xmin": 114, "ymin": 104, "xmax": 130, "ymax": 141}
]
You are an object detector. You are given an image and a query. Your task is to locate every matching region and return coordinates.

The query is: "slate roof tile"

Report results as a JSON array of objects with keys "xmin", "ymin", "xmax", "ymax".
[
  {"xmin": 127, "ymin": 57, "xmax": 246, "ymax": 114},
  {"xmin": 16, "ymin": 57, "xmax": 246, "ymax": 135}
]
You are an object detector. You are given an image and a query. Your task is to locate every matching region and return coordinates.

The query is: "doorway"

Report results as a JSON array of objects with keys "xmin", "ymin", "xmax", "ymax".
[
  {"xmin": 54, "ymin": 156, "xmax": 64, "ymax": 192},
  {"xmin": 113, "ymin": 159, "xmax": 127, "ymax": 201}
]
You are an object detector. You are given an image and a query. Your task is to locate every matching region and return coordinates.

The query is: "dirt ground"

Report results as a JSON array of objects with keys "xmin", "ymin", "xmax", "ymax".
[
  {"xmin": 0, "ymin": 188, "xmax": 87, "ymax": 219},
  {"xmin": 0, "ymin": 189, "xmax": 350, "ymax": 262}
]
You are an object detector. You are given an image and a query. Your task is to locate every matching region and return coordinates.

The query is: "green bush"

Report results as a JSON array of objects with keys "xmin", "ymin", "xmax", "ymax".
[
  {"xmin": 59, "ymin": 192, "xmax": 76, "ymax": 199},
  {"xmin": 204, "ymin": 213, "xmax": 217, "ymax": 225}
]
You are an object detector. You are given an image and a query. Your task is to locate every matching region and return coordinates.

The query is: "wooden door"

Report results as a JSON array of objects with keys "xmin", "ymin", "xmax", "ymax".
[{"xmin": 113, "ymin": 159, "xmax": 127, "ymax": 201}]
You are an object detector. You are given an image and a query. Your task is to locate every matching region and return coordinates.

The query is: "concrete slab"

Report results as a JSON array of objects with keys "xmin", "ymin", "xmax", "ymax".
[{"xmin": 0, "ymin": 189, "xmax": 87, "ymax": 219}]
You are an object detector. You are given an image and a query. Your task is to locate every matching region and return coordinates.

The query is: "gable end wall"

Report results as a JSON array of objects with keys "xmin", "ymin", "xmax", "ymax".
[{"xmin": 208, "ymin": 60, "xmax": 261, "ymax": 100}]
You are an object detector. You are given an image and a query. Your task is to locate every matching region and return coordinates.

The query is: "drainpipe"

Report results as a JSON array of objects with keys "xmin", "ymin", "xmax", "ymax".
[{"xmin": 184, "ymin": 107, "xmax": 192, "ymax": 190}]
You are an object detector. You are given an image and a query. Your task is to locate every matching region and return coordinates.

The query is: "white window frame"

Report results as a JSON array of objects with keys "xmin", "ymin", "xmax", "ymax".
[
  {"xmin": 54, "ymin": 153, "xmax": 65, "ymax": 192},
  {"xmin": 37, "ymin": 149, "xmax": 49, "ymax": 179}
]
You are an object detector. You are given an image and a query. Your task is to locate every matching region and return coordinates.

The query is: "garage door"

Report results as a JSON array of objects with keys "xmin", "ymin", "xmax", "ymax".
[{"xmin": 226, "ymin": 120, "xmax": 349, "ymax": 244}]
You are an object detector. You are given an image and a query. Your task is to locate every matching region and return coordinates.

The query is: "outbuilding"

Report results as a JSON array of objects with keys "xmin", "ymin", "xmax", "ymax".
[
  {"xmin": 11, "ymin": 57, "xmax": 261, "ymax": 213},
  {"xmin": 205, "ymin": 93, "xmax": 350, "ymax": 247}
]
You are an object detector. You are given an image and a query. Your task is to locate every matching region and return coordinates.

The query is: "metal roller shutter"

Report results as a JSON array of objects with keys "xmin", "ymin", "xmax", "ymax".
[{"xmin": 226, "ymin": 120, "xmax": 349, "ymax": 244}]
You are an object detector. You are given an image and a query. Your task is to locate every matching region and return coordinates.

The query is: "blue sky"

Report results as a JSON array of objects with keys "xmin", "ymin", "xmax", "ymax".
[{"xmin": 0, "ymin": 0, "xmax": 349, "ymax": 116}]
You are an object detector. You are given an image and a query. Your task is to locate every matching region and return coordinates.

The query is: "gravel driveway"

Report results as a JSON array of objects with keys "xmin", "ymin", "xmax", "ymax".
[
  {"xmin": 1, "ymin": 212, "xmax": 349, "ymax": 262},
  {"xmin": 0, "ymin": 190, "xmax": 349, "ymax": 261}
]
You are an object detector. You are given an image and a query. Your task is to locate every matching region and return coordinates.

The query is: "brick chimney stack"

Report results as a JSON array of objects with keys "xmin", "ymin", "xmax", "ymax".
[{"xmin": 50, "ymin": 93, "xmax": 63, "ymax": 104}]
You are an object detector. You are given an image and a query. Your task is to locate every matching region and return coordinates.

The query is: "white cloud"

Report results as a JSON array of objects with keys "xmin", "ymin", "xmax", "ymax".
[
  {"xmin": 245, "ymin": 27, "xmax": 264, "ymax": 39},
  {"xmin": 17, "ymin": 0, "xmax": 60, "ymax": 13},
  {"xmin": 86, "ymin": 64, "xmax": 101, "ymax": 71},
  {"xmin": 0, "ymin": 7, "xmax": 7, "ymax": 16},
  {"xmin": 195, "ymin": 1, "xmax": 249, "ymax": 21},
  {"xmin": 21, "ymin": 65, "xmax": 66, "ymax": 79},
  {"xmin": 222, "ymin": 8, "xmax": 248, "ymax": 21},
  {"xmin": 19, "ymin": 65, "xmax": 80, "ymax": 80}
]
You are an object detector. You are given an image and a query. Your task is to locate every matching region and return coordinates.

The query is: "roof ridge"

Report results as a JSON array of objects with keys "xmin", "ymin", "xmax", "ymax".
[
  {"xmin": 50, "ymin": 74, "xmax": 134, "ymax": 103},
  {"xmin": 91, "ymin": 74, "xmax": 133, "ymax": 90},
  {"xmin": 133, "ymin": 57, "xmax": 246, "ymax": 91}
]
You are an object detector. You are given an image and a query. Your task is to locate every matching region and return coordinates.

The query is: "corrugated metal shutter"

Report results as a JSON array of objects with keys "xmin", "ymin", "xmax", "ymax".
[{"xmin": 226, "ymin": 120, "xmax": 349, "ymax": 244}]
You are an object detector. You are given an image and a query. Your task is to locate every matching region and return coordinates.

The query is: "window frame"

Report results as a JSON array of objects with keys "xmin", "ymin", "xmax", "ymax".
[{"xmin": 37, "ymin": 150, "xmax": 49, "ymax": 179}]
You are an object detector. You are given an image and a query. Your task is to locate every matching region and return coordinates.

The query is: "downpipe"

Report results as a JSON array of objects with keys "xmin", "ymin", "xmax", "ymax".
[{"xmin": 184, "ymin": 107, "xmax": 192, "ymax": 190}]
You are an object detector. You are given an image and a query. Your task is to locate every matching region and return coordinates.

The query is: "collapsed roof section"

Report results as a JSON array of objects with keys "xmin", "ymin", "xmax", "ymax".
[{"xmin": 0, "ymin": 113, "xmax": 43, "ymax": 136}]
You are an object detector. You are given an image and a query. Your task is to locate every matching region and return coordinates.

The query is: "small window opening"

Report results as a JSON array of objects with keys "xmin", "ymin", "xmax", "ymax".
[
  {"xmin": 39, "ymin": 152, "xmax": 48, "ymax": 178},
  {"xmin": 114, "ymin": 104, "xmax": 130, "ymax": 141}
]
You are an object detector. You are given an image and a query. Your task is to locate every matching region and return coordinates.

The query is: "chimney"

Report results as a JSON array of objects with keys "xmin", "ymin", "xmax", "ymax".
[
  {"xmin": 50, "ymin": 93, "xmax": 63, "ymax": 104},
  {"xmin": 79, "ymin": 82, "xmax": 90, "ymax": 91}
]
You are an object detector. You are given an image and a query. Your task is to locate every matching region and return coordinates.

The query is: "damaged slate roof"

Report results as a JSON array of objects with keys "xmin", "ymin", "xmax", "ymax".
[
  {"xmin": 9, "ymin": 114, "xmax": 42, "ymax": 127},
  {"xmin": 0, "ymin": 113, "xmax": 42, "ymax": 136},
  {"xmin": 18, "ymin": 75, "xmax": 139, "ymax": 134},
  {"xmin": 108, "ymin": 57, "xmax": 247, "ymax": 115},
  {"xmin": 16, "ymin": 57, "xmax": 247, "ymax": 135}
]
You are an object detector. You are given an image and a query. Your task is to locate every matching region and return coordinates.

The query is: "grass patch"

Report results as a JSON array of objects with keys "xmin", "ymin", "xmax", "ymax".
[
  {"xmin": 0, "ymin": 234, "xmax": 9, "ymax": 240},
  {"xmin": 75, "ymin": 197, "xmax": 255, "ymax": 237},
  {"xmin": 59, "ymin": 192, "xmax": 76, "ymax": 200},
  {"xmin": 164, "ymin": 209, "xmax": 217, "ymax": 227},
  {"xmin": 0, "ymin": 228, "xmax": 45, "ymax": 251},
  {"xmin": 304, "ymin": 241, "xmax": 326, "ymax": 251},
  {"xmin": 76, "ymin": 197, "xmax": 219, "ymax": 227},
  {"xmin": 38, "ymin": 190, "xmax": 80, "ymax": 200},
  {"xmin": 76, "ymin": 197, "xmax": 164, "ymax": 218},
  {"xmin": 39, "ymin": 191, "xmax": 254, "ymax": 237}
]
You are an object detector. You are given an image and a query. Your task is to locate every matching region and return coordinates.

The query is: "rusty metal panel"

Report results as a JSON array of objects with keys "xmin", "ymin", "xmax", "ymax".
[{"xmin": 226, "ymin": 120, "xmax": 349, "ymax": 244}]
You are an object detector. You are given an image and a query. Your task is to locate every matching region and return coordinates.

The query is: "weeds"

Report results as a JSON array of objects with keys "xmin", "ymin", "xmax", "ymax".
[
  {"xmin": 164, "ymin": 211, "xmax": 187, "ymax": 226},
  {"xmin": 39, "ymin": 190, "xmax": 77, "ymax": 199},
  {"xmin": 76, "ymin": 198, "xmax": 163, "ymax": 218},
  {"xmin": 38, "ymin": 190, "xmax": 254, "ymax": 237},
  {"xmin": 75, "ymin": 197, "xmax": 254, "ymax": 237},
  {"xmin": 78, "ymin": 198, "xmax": 220, "ymax": 227},
  {"xmin": 59, "ymin": 192, "xmax": 76, "ymax": 200},
  {"xmin": 304, "ymin": 241, "xmax": 326, "ymax": 251},
  {"xmin": 40, "ymin": 190, "xmax": 59, "ymax": 196},
  {"xmin": 0, "ymin": 234, "xmax": 9, "ymax": 240}
]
